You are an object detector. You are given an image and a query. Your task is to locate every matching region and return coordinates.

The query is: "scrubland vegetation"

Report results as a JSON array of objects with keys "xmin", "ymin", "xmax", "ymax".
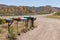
[
  {"xmin": 47, "ymin": 12, "xmax": 60, "ymax": 19},
  {"xmin": 0, "ymin": 19, "xmax": 36, "ymax": 40}
]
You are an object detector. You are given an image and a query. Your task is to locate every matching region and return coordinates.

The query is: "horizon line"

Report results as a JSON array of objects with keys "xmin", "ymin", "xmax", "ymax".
[{"xmin": 0, "ymin": 4, "xmax": 60, "ymax": 7}]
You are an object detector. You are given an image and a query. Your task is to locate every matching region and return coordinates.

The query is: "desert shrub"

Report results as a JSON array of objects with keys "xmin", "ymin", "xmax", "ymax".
[
  {"xmin": 0, "ymin": 28, "xmax": 4, "ymax": 33},
  {"xmin": 0, "ymin": 19, "xmax": 2, "ymax": 24},
  {"xmin": 21, "ymin": 28, "xmax": 28, "ymax": 33},
  {"xmin": 0, "ymin": 28, "xmax": 3, "ymax": 33},
  {"xmin": 8, "ymin": 26, "xmax": 17, "ymax": 40},
  {"xmin": 38, "ymin": 12, "xmax": 49, "ymax": 15},
  {"xmin": 30, "ymin": 27, "xmax": 34, "ymax": 30},
  {"xmin": 1, "ymin": 19, "xmax": 6, "ymax": 24},
  {"xmin": 54, "ymin": 13, "xmax": 60, "ymax": 16},
  {"xmin": 0, "ymin": 19, "xmax": 6, "ymax": 24}
]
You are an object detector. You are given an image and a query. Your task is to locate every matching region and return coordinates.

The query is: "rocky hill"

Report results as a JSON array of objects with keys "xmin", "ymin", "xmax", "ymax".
[{"xmin": 0, "ymin": 4, "xmax": 60, "ymax": 15}]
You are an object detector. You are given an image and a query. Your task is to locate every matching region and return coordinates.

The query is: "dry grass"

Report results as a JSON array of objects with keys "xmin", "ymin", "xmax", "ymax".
[
  {"xmin": 0, "ymin": 20, "xmax": 37, "ymax": 40},
  {"xmin": 47, "ymin": 15, "xmax": 60, "ymax": 19}
]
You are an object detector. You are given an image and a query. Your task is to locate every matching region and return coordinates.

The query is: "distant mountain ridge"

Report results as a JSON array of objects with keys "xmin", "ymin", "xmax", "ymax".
[
  {"xmin": 0, "ymin": 4, "xmax": 60, "ymax": 15},
  {"xmin": 0, "ymin": 4, "xmax": 8, "ymax": 7}
]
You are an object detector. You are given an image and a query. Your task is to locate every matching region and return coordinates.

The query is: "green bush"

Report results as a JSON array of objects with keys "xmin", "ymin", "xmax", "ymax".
[
  {"xmin": 8, "ymin": 26, "xmax": 17, "ymax": 40},
  {"xmin": 1, "ymin": 19, "xmax": 6, "ymax": 24},
  {"xmin": 0, "ymin": 19, "xmax": 6, "ymax": 24}
]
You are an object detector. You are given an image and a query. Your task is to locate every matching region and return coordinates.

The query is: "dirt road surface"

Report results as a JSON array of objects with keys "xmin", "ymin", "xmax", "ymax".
[{"xmin": 17, "ymin": 15, "xmax": 60, "ymax": 40}]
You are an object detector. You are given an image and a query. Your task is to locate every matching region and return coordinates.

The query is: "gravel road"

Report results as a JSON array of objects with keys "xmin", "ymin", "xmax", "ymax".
[{"xmin": 17, "ymin": 15, "xmax": 60, "ymax": 40}]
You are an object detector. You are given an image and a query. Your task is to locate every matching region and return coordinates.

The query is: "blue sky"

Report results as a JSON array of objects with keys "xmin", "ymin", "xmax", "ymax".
[{"xmin": 0, "ymin": 0, "xmax": 60, "ymax": 7}]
